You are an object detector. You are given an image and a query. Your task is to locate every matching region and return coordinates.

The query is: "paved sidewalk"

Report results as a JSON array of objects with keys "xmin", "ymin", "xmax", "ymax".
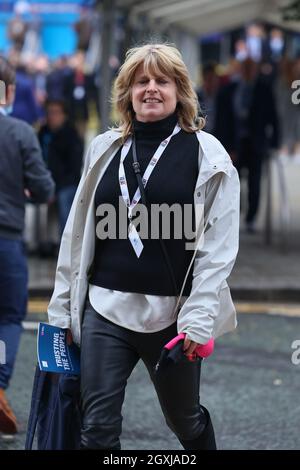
[
  {"xmin": 229, "ymin": 230, "xmax": 300, "ymax": 301},
  {"xmin": 2, "ymin": 313, "xmax": 300, "ymax": 450}
]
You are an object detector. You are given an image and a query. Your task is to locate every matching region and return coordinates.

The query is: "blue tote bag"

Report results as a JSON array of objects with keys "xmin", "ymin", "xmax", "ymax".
[{"xmin": 25, "ymin": 365, "xmax": 81, "ymax": 450}]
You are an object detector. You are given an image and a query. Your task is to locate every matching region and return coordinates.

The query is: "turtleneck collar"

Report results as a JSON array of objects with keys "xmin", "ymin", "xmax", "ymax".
[{"xmin": 133, "ymin": 112, "xmax": 178, "ymax": 140}]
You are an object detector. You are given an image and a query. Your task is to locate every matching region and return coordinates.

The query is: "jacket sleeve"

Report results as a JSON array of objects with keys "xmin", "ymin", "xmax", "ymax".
[
  {"xmin": 177, "ymin": 164, "xmax": 240, "ymax": 344},
  {"xmin": 47, "ymin": 135, "xmax": 101, "ymax": 329},
  {"xmin": 21, "ymin": 123, "xmax": 55, "ymax": 203}
]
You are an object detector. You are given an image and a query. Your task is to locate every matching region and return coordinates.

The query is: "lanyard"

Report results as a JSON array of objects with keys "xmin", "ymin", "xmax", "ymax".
[{"xmin": 118, "ymin": 123, "xmax": 181, "ymax": 221}]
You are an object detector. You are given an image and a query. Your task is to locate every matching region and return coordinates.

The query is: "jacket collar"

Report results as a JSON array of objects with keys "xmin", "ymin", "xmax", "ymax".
[
  {"xmin": 102, "ymin": 129, "xmax": 123, "ymax": 147},
  {"xmin": 195, "ymin": 130, "xmax": 232, "ymax": 187},
  {"xmin": 87, "ymin": 129, "xmax": 122, "ymax": 171},
  {"xmin": 92, "ymin": 128, "xmax": 232, "ymax": 188}
]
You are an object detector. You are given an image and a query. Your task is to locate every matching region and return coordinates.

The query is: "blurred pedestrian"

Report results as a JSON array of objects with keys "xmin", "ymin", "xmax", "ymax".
[
  {"xmin": 46, "ymin": 55, "xmax": 72, "ymax": 101},
  {"xmin": 0, "ymin": 56, "xmax": 55, "ymax": 434},
  {"xmin": 38, "ymin": 99, "xmax": 84, "ymax": 235},
  {"xmin": 197, "ymin": 61, "xmax": 220, "ymax": 134},
  {"xmin": 11, "ymin": 59, "xmax": 39, "ymax": 125},
  {"xmin": 63, "ymin": 51, "xmax": 89, "ymax": 139},
  {"xmin": 47, "ymin": 43, "xmax": 240, "ymax": 450},
  {"xmin": 32, "ymin": 54, "xmax": 50, "ymax": 122},
  {"xmin": 215, "ymin": 58, "xmax": 278, "ymax": 232},
  {"xmin": 275, "ymin": 58, "xmax": 300, "ymax": 158}
]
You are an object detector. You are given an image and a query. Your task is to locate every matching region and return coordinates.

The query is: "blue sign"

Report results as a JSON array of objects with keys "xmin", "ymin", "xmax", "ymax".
[{"xmin": 37, "ymin": 322, "xmax": 80, "ymax": 375}]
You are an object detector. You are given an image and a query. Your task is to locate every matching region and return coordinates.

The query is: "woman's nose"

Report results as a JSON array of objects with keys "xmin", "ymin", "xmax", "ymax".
[{"xmin": 146, "ymin": 79, "xmax": 157, "ymax": 91}]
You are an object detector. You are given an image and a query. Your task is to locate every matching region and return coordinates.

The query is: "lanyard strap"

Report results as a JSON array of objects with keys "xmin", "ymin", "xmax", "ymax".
[
  {"xmin": 131, "ymin": 134, "xmax": 179, "ymax": 298},
  {"xmin": 118, "ymin": 123, "xmax": 180, "ymax": 219}
]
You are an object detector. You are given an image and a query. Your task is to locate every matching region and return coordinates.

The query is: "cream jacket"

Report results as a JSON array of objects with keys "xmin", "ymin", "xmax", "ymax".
[{"xmin": 48, "ymin": 128, "xmax": 240, "ymax": 346}]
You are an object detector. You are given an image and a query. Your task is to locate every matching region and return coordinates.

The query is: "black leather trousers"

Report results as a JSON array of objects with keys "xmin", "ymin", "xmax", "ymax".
[{"xmin": 80, "ymin": 299, "xmax": 215, "ymax": 450}]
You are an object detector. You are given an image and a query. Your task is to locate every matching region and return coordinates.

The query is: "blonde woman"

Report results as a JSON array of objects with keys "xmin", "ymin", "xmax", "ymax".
[{"xmin": 48, "ymin": 43, "xmax": 240, "ymax": 450}]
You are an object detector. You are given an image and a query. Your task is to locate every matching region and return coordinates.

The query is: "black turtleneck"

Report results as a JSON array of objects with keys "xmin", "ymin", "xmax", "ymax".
[{"xmin": 90, "ymin": 112, "xmax": 200, "ymax": 296}]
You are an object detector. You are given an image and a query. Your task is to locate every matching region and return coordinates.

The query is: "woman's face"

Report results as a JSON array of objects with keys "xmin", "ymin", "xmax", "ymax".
[{"xmin": 131, "ymin": 63, "xmax": 177, "ymax": 122}]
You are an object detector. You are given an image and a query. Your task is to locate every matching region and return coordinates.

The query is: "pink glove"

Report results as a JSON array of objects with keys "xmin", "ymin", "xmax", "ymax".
[{"xmin": 164, "ymin": 333, "xmax": 214, "ymax": 361}]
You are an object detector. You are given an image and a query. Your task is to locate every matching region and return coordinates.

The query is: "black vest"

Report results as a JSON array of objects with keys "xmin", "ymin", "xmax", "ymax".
[{"xmin": 90, "ymin": 112, "xmax": 199, "ymax": 296}]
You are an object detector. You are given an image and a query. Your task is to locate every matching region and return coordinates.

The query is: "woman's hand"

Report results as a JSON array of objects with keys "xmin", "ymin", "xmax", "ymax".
[{"xmin": 183, "ymin": 335, "xmax": 199, "ymax": 355}]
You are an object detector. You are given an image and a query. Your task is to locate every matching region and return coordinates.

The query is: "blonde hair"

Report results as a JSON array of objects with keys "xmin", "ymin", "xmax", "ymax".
[{"xmin": 112, "ymin": 43, "xmax": 205, "ymax": 141}]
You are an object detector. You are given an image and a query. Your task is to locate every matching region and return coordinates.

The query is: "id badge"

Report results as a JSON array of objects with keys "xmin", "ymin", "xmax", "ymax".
[
  {"xmin": 73, "ymin": 86, "xmax": 85, "ymax": 100},
  {"xmin": 128, "ymin": 222, "xmax": 144, "ymax": 258}
]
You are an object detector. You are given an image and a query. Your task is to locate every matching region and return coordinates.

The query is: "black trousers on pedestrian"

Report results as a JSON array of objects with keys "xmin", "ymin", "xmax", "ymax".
[
  {"xmin": 80, "ymin": 299, "xmax": 216, "ymax": 450},
  {"xmin": 236, "ymin": 137, "xmax": 263, "ymax": 224}
]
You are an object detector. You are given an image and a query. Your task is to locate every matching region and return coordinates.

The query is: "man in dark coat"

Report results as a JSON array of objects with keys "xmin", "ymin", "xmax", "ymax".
[
  {"xmin": 38, "ymin": 99, "xmax": 84, "ymax": 235},
  {"xmin": 0, "ymin": 56, "xmax": 55, "ymax": 434},
  {"xmin": 215, "ymin": 59, "xmax": 278, "ymax": 231}
]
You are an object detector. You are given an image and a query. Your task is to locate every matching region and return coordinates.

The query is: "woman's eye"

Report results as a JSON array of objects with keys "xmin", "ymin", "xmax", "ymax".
[{"xmin": 137, "ymin": 79, "xmax": 167, "ymax": 84}]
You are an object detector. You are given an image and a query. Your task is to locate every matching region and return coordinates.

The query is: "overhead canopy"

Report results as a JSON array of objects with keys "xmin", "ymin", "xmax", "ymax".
[{"xmin": 116, "ymin": 0, "xmax": 299, "ymax": 35}]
